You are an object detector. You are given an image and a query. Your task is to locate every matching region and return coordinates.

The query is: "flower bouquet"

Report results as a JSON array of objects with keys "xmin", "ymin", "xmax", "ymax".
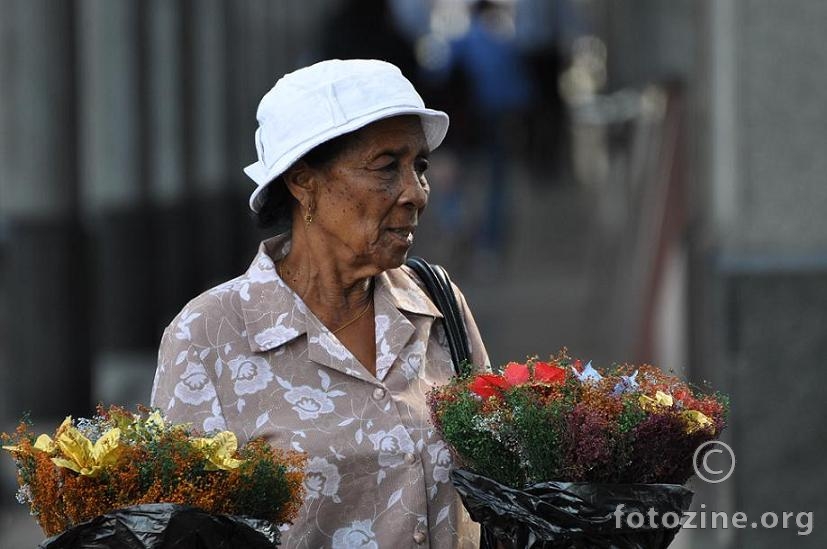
[
  {"xmin": 428, "ymin": 352, "xmax": 729, "ymax": 549},
  {"xmin": 2, "ymin": 405, "xmax": 306, "ymax": 548}
]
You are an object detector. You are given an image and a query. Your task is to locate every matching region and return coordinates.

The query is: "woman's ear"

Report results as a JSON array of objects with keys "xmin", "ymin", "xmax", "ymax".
[{"xmin": 283, "ymin": 161, "xmax": 318, "ymax": 211}]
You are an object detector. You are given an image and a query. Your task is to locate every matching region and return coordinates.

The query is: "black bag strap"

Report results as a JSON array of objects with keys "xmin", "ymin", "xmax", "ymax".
[
  {"xmin": 405, "ymin": 256, "xmax": 471, "ymax": 374},
  {"xmin": 406, "ymin": 259, "xmax": 492, "ymax": 548}
]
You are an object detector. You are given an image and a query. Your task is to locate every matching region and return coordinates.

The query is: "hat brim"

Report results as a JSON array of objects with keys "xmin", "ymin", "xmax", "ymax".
[{"xmin": 245, "ymin": 106, "xmax": 449, "ymax": 213}]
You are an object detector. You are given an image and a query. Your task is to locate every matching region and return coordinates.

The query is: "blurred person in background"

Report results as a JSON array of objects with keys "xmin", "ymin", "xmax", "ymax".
[
  {"xmin": 515, "ymin": 0, "xmax": 582, "ymax": 181},
  {"xmin": 151, "ymin": 59, "xmax": 489, "ymax": 548},
  {"xmin": 438, "ymin": 0, "xmax": 535, "ymax": 265}
]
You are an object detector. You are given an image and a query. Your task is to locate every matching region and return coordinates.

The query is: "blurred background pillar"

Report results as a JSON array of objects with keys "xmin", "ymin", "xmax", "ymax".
[
  {"xmin": 187, "ymin": 0, "xmax": 235, "ymax": 299},
  {"xmin": 145, "ymin": 0, "xmax": 195, "ymax": 340},
  {"xmin": 695, "ymin": 0, "xmax": 827, "ymax": 547},
  {"xmin": 0, "ymin": 0, "xmax": 91, "ymax": 420},
  {"xmin": 76, "ymin": 0, "xmax": 152, "ymax": 403}
]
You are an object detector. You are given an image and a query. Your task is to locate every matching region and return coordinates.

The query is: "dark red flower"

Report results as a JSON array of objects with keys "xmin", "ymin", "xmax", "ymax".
[
  {"xmin": 469, "ymin": 374, "xmax": 510, "ymax": 399},
  {"xmin": 533, "ymin": 362, "xmax": 567, "ymax": 384},
  {"xmin": 503, "ymin": 362, "xmax": 531, "ymax": 386}
]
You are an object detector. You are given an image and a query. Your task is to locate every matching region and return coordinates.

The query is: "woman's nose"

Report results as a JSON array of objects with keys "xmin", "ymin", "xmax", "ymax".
[{"xmin": 400, "ymin": 167, "xmax": 428, "ymax": 209}]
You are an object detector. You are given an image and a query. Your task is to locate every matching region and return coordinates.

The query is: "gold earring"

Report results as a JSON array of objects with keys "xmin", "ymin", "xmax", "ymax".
[{"xmin": 304, "ymin": 202, "xmax": 314, "ymax": 226}]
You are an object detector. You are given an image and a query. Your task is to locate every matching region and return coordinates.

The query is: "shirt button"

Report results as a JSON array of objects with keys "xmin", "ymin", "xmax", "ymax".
[
  {"xmin": 372, "ymin": 387, "xmax": 386, "ymax": 400},
  {"xmin": 413, "ymin": 530, "xmax": 426, "ymax": 544},
  {"xmin": 404, "ymin": 452, "xmax": 417, "ymax": 465}
]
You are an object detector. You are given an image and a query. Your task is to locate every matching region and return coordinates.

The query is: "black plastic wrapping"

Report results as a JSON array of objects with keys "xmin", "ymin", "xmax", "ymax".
[
  {"xmin": 451, "ymin": 469, "xmax": 693, "ymax": 549},
  {"xmin": 38, "ymin": 503, "xmax": 280, "ymax": 549}
]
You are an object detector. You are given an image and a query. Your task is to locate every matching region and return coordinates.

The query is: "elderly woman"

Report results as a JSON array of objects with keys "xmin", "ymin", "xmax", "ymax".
[{"xmin": 151, "ymin": 59, "xmax": 489, "ymax": 548}]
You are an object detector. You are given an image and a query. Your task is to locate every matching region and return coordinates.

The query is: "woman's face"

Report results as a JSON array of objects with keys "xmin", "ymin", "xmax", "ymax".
[{"xmin": 310, "ymin": 115, "xmax": 431, "ymax": 273}]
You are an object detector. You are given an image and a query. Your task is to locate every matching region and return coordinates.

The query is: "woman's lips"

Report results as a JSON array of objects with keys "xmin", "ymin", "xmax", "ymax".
[{"xmin": 387, "ymin": 227, "xmax": 415, "ymax": 246}]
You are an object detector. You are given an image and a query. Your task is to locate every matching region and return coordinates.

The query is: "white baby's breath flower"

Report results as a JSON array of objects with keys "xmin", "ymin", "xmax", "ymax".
[{"xmin": 15, "ymin": 484, "xmax": 32, "ymax": 505}]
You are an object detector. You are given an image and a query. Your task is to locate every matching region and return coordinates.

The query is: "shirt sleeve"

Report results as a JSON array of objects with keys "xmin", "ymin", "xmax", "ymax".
[{"xmin": 150, "ymin": 304, "xmax": 229, "ymax": 434}]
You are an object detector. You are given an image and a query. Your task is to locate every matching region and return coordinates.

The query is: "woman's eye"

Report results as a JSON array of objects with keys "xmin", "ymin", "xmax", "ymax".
[
  {"xmin": 379, "ymin": 161, "xmax": 398, "ymax": 172},
  {"xmin": 415, "ymin": 158, "xmax": 430, "ymax": 175}
]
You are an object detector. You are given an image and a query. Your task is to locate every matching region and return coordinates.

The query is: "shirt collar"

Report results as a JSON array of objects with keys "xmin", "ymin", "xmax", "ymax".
[
  {"xmin": 374, "ymin": 266, "xmax": 443, "ymax": 319},
  {"xmin": 241, "ymin": 234, "xmax": 309, "ymax": 353}
]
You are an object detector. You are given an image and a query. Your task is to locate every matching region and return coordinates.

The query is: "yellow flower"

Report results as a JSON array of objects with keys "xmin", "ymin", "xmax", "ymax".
[
  {"xmin": 117, "ymin": 409, "xmax": 167, "ymax": 440},
  {"xmin": 146, "ymin": 410, "xmax": 166, "ymax": 431},
  {"xmin": 680, "ymin": 410, "xmax": 714, "ymax": 434},
  {"xmin": 51, "ymin": 426, "xmax": 122, "ymax": 477},
  {"xmin": 639, "ymin": 390, "xmax": 674, "ymax": 412},
  {"xmin": 192, "ymin": 431, "xmax": 244, "ymax": 471},
  {"xmin": 2, "ymin": 434, "xmax": 55, "ymax": 455},
  {"xmin": 33, "ymin": 434, "xmax": 57, "ymax": 454},
  {"xmin": 2, "ymin": 417, "xmax": 69, "ymax": 455}
]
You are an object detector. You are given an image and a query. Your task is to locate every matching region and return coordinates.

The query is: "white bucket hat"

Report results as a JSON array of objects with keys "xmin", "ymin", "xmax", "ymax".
[{"xmin": 244, "ymin": 59, "xmax": 450, "ymax": 213}]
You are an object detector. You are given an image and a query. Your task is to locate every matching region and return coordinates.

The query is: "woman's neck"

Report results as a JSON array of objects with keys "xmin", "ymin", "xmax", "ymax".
[
  {"xmin": 277, "ymin": 221, "xmax": 378, "ymax": 376},
  {"xmin": 278, "ymin": 228, "xmax": 374, "ymax": 326}
]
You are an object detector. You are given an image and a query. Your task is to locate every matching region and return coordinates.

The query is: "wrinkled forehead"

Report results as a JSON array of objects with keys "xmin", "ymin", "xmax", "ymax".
[{"xmin": 348, "ymin": 115, "xmax": 429, "ymax": 155}]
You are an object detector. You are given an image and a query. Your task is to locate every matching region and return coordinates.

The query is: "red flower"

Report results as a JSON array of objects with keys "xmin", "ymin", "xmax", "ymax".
[
  {"xmin": 503, "ymin": 362, "xmax": 531, "ymax": 386},
  {"xmin": 469, "ymin": 374, "xmax": 511, "ymax": 399},
  {"xmin": 533, "ymin": 362, "xmax": 567, "ymax": 384},
  {"xmin": 673, "ymin": 388, "xmax": 691, "ymax": 403}
]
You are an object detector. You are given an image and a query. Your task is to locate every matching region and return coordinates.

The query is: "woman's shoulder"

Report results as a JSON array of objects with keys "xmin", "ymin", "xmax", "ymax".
[
  {"xmin": 391, "ymin": 263, "xmax": 426, "ymax": 290},
  {"xmin": 390, "ymin": 262, "xmax": 469, "ymax": 300},
  {"xmin": 381, "ymin": 262, "xmax": 474, "ymax": 320},
  {"xmin": 161, "ymin": 274, "xmax": 250, "ymax": 345},
  {"xmin": 384, "ymin": 263, "xmax": 448, "ymax": 305}
]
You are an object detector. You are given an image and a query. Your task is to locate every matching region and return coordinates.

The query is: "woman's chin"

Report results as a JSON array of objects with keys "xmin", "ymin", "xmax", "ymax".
[
  {"xmin": 373, "ymin": 248, "xmax": 410, "ymax": 273},
  {"xmin": 375, "ymin": 232, "xmax": 415, "ymax": 269}
]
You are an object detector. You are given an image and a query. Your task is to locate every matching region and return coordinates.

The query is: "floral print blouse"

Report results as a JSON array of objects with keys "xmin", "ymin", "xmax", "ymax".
[{"xmin": 151, "ymin": 234, "xmax": 489, "ymax": 548}]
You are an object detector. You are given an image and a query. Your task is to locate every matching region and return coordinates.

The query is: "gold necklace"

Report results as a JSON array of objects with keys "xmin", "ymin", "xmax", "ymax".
[
  {"xmin": 278, "ymin": 260, "xmax": 373, "ymax": 335},
  {"xmin": 331, "ymin": 298, "xmax": 373, "ymax": 335}
]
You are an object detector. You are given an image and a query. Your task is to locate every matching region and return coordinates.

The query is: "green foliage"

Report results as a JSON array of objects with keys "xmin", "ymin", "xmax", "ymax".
[
  {"xmin": 617, "ymin": 397, "xmax": 646, "ymax": 433},
  {"xmin": 507, "ymin": 392, "xmax": 569, "ymax": 484},
  {"xmin": 715, "ymin": 392, "xmax": 731, "ymax": 418},
  {"xmin": 457, "ymin": 360, "xmax": 476, "ymax": 379},
  {"xmin": 438, "ymin": 393, "xmax": 524, "ymax": 487},
  {"xmin": 233, "ymin": 443, "xmax": 293, "ymax": 519}
]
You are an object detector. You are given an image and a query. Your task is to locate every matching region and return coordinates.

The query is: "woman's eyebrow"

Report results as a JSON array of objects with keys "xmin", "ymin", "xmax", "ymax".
[{"xmin": 372, "ymin": 145, "xmax": 430, "ymax": 159}]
